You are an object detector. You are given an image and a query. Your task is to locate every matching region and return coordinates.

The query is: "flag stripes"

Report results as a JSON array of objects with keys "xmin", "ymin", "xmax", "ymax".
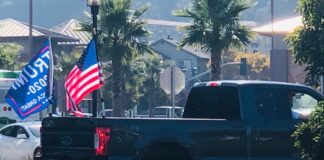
[{"xmin": 65, "ymin": 39, "xmax": 104, "ymax": 115}]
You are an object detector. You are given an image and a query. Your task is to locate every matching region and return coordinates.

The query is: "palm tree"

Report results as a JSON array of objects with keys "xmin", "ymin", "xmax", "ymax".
[
  {"xmin": 99, "ymin": 0, "xmax": 152, "ymax": 116},
  {"xmin": 141, "ymin": 55, "xmax": 169, "ymax": 117},
  {"xmin": 174, "ymin": 0, "xmax": 254, "ymax": 80}
]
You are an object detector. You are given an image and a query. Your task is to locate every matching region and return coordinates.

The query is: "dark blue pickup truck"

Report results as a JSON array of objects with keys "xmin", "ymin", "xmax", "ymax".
[{"xmin": 40, "ymin": 81, "xmax": 323, "ymax": 160}]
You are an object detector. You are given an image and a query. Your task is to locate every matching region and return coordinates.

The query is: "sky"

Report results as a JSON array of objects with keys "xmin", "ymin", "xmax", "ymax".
[
  {"xmin": 0, "ymin": 0, "xmax": 89, "ymax": 28},
  {"xmin": 0, "ymin": 0, "xmax": 299, "ymax": 28}
]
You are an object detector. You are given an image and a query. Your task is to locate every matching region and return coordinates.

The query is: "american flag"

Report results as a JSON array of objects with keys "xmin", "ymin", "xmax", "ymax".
[{"xmin": 65, "ymin": 39, "xmax": 104, "ymax": 116}]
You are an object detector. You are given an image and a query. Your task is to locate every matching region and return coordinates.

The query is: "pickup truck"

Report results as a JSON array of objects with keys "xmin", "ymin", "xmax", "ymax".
[{"xmin": 40, "ymin": 80, "xmax": 323, "ymax": 160}]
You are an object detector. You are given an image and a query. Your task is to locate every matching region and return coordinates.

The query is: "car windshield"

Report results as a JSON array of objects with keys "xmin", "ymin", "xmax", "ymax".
[{"xmin": 28, "ymin": 124, "xmax": 41, "ymax": 138}]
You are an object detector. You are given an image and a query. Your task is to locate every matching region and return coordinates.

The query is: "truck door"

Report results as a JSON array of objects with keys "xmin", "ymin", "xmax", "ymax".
[
  {"xmin": 250, "ymin": 86, "xmax": 320, "ymax": 159},
  {"xmin": 184, "ymin": 86, "xmax": 247, "ymax": 159}
]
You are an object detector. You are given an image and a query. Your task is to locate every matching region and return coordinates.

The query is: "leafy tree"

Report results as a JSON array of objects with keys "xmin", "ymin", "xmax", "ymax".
[
  {"xmin": 98, "ymin": 0, "xmax": 153, "ymax": 116},
  {"xmin": 122, "ymin": 59, "xmax": 147, "ymax": 111},
  {"xmin": 234, "ymin": 52, "xmax": 270, "ymax": 74},
  {"xmin": 286, "ymin": 0, "xmax": 324, "ymax": 86},
  {"xmin": 0, "ymin": 43, "xmax": 23, "ymax": 70},
  {"xmin": 220, "ymin": 51, "xmax": 270, "ymax": 80},
  {"xmin": 292, "ymin": 102, "xmax": 324, "ymax": 160},
  {"xmin": 174, "ymin": 0, "xmax": 254, "ymax": 80},
  {"xmin": 138, "ymin": 55, "xmax": 169, "ymax": 117},
  {"xmin": 54, "ymin": 50, "xmax": 82, "ymax": 78}
]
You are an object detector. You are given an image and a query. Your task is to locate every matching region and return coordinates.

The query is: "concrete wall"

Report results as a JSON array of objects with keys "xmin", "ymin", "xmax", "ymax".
[
  {"xmin": 270, "ymin": 35, "xmax": 306, "ymax": 83},
  {"xmin": 270, "ymin": 36, "xmax": 289, "ymax": 82},
  {"xmin": 270, "ymin": 49, "xmax": 288, "ymax": 82}
]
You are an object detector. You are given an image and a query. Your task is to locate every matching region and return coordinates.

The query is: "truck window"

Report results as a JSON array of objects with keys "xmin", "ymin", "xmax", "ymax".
[
  {"xmin": 254, "ymin": 88, "xmax": 292, "ymax": 120},
  {"xmin": 290, "ymin": 92, "xmax": 318, "ymax": 120},
  {"xmin": 183, "ymin": 86, "xmax": 241, "ymax": 120}
]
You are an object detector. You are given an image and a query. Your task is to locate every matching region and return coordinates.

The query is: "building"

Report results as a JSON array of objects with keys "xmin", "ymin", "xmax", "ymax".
[
  {"xmin": 253, "ymin": 16, "xmax": 306, "ymax": 83},
  {"xmin": 150, "ymin": 37, "xmax": 210, "ymax": 86},
  {"xmin": 51, "ymin": 19, "xmax": 92, "ymax": 53},
  {"xmin": 0, "ymin": 18, "xmax": 78, "ymax": 58}
]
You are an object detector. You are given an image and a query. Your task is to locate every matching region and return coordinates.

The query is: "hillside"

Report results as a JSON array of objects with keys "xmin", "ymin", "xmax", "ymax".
[{"xmin": 0, "ymin": 0, "xmax": 298, "ymax": 28}]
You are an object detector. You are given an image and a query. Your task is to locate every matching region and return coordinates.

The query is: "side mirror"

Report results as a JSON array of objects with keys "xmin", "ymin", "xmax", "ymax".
[{"xmin": 17, "ymin": 134, "xmax": 28, "ymax": 139}]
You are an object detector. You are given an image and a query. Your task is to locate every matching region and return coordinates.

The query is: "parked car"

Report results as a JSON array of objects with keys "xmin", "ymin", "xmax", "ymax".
[
  {"xmin": 0, "ymin": 121, "xmax": 41, "ymax": 160},
  {"xmin": 153, "ymin": 106, "xmax": 184, "ymax": 118}
]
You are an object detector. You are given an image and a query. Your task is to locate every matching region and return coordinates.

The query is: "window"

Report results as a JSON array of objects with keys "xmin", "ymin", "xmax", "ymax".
[
  {"xmin": 179, "ymin": 59, "xmax": 192, "ymax": 71},
  {"xmin": 0, "ymin": 126, "xmax": 17, "ymax": 138},
  {"xmin": 254, "ymin": 88, "xmax": 292, "ymax": 120},
  {"xmin": 183, "ymin": 86, "xmax": 241, "ymax": 120},
  {"xmin": 28, "ymin": 125, "xmax": 40, "ymax": 138},
  {"xmin": 290, "ymin": 92, "xmax": 318, "ymax": 119},
  {"xmin": 16, "ymin": 126, "xmax": 29, "ymax": 138},
  {"xmin": 0, "ymin": 125, "xmax": 30, "ymax": 138},
  {"xmin": 254, "ymin": 88, "xmax": 319, "ymax": 120}
]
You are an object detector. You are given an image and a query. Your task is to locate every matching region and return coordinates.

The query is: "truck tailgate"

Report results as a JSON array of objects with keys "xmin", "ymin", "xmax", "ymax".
[{"xmin": 41, "ymin": 117, "xmax": 98, "ymax": 159}]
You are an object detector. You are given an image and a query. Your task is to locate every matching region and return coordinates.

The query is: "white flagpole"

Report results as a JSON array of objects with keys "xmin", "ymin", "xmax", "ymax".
[{"xmin": 48, "ymin": 35, "xmax": 54, "ymax": 115}]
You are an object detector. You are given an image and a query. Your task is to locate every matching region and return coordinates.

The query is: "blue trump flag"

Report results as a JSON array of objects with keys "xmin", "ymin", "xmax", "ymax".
[{"xmin": 5, "ymin": 41, "xmax": 52, "ymax": 119}]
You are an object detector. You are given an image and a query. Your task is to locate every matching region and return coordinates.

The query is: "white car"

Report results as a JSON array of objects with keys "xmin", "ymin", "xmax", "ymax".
[
  {"xmin": 0, "ymin": 121, "xmax": 41, "ymax": 160},
  {"xmin": 154, "ymin": 106, "xmax": 184, "ymax": 118}
]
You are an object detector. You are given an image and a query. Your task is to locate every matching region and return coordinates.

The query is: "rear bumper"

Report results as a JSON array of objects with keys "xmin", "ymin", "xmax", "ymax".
[{"xmin": 40, "ymin": 147, "xmax": 108, "ymax": 160}]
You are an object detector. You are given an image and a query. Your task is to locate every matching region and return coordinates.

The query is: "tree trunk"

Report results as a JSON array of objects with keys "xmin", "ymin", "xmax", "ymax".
[
  {"xmin": 148, "ymin": 78, "xmax": 155, "ymax": 117},
  {"xmin": 112, "ymin": 59, "xmax": 124, "ymax": 117},
  {"xmin": 210, "ymin": 48, "xmax": 222, "ymax": 80}
]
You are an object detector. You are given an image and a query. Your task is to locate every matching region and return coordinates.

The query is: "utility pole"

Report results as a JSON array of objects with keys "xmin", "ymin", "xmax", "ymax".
[
  {"xmin": 271, "ymin": 0, "xmax": 274, "ymax": 50},
  {"xmin": 29, "ymin": 0, "xmax": 33, "ymax": 55}
]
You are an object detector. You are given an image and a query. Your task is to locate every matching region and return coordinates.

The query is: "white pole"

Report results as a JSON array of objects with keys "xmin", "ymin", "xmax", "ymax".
[
  {"xmin": 99, "ymin": 86, "xmax": 105, "ymax": 116},
  {"xmin": 48, "ymin": 36, "xmax": 54, "ymax": 115},
  {"xmin": 171, "ymin": 66, "xmax": 175, "ymax": 118}
]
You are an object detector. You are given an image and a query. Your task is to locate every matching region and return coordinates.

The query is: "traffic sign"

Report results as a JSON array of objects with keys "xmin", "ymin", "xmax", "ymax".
[{"xmin": 160, "ymin": 66, "xmax": 185, "ymax": 95}]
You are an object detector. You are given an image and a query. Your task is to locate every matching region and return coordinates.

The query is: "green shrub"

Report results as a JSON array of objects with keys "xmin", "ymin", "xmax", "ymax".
[{"xmin": 293, "ymin": 102, "xmax": 324, "ymax": 160}]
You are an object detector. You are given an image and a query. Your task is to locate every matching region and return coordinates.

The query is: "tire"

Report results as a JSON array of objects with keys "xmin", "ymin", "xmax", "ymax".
[{"xmin": 33, "ymin": 147, "xmax": 41, "ymax": 160}]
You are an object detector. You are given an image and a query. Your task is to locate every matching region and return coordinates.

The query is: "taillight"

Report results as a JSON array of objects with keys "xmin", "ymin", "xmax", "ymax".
[
  {"xmin": 2, "ymin": 107, "xmax": 7, "ymax": 111},
  {"xmin": 206, "ymin": 82, "xmax": 219, "ymax": 86},
  {"xmin": 8, "ymin": 107, "xmax": 12, "ymax": 111},
  {"xmin": 94, "ymin": 127, "xmax": 111, "ymax": 156}
]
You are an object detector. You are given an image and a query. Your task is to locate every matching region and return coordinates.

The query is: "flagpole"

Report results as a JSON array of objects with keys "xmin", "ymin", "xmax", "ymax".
[
  {"xmin": 66, "ymin": 90, "xmax": 79, "ymax": 115},
  {"xmin": 48, "ymin": 35, "xmax": 54, "ymax": 115},
  {"xmin": 99, "ymin": 63, "xmax": 105, "ymax": 116}
]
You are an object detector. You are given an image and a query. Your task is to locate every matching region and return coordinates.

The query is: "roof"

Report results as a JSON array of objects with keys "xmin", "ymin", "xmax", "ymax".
[
  {"xmin": 2, "ymin": 121, "xmax": 41, "ymax": 127},
  {"xmin": 51, "ymin": 19, "xmax": 92, "ymax": 46},
  {"xmin": 194, "ymin": 80, "xmax": 310, "ymax": 88},
  {"xmin": 151, "ymin": 38, "xmax": 210, "ymax": 59},
  {"xmin": 147, "ymin": 19, "xmax": 190, "ymax": 27},
  {"xmin": 147, "ymin": 19, "xmax": 257, "ymax": 28},
  {"xmin": 0, "ymin": 18, "xmax": 78, "ymax": 42},
  {"xmin": 253, "ymin": 16, "xmax": 302, "ymax": 36},
  {"xmin": 155, "ymin": 106, "xmax": 183, "ymax": 109}
]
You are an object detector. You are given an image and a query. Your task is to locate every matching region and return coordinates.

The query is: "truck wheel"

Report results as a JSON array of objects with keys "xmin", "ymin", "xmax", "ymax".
[{"xmin": 141, "ymin": 143, "xmax": 191, "ymax": 160}]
